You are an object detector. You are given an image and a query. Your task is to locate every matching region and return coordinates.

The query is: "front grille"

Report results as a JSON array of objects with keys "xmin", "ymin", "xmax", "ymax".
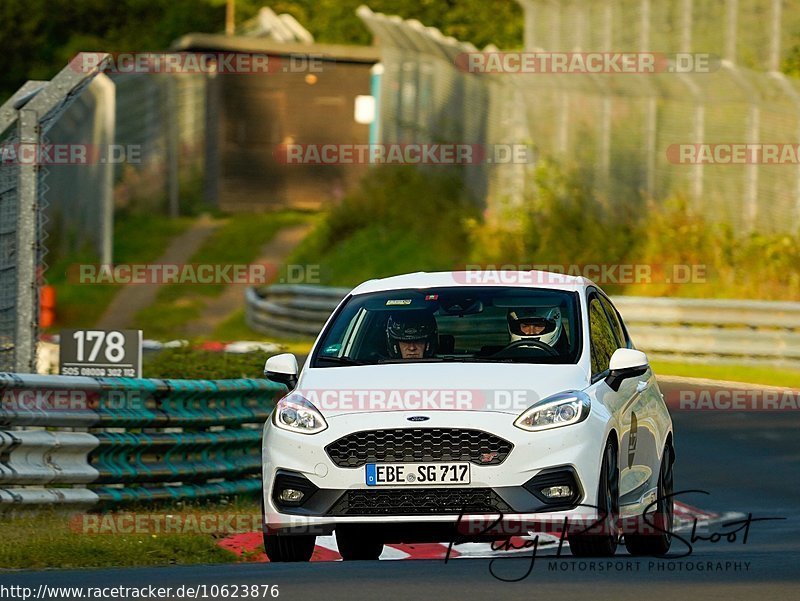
[
  {"xmin": 325, "ymin": 428, "xmax": 513, "ymax": 468},
  {"xmin": 328, "ymin": 488, "xmax": 513, "ymax": 515}
]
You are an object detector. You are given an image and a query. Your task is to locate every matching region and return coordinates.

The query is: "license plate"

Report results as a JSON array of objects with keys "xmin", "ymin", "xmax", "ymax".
[{"xmin": 365, "ymin": 462, "xmax": 471, "ymax": 486}]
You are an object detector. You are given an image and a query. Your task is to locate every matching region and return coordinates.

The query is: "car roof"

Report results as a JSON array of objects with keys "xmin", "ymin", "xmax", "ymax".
[{"xmin": 349, "ymin": 271, "xmax": 595, "ymax": 296}]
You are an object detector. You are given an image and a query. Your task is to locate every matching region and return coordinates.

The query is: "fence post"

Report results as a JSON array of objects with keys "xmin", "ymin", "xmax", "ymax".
[
  {"xmin": 676, "ymin": 73, "xmax": 705, "ymax": 206},
  {"xmin": 166, "ymin": 75, "xmax": 180, "ymax": 218},
  {"xmin": 640, "ymin": 0, "xmax": 651, "ymax": 51},
  {"xmin": 518, "ymin": 1, "xmax": 537, "ymax": 51},
  {"xmin": 724, "ymin": 0, "xmax": 738, "ymax": 63},
  {"xmin": 548, "ymin": 0, "xmax": 561, "ymax": 50},
  {"xmin": 14, "ymin": 109, "xmax": 39, "ymax": 373},
  {"xmin": 723, "ymin": 62, "xmax": 760, "ymax": 232},
  {"xmin": 602, "ymin": 0, "xmax": 613, "ymax": 49},
  {"xmin": 645, "ymin": 95, "xmax": 657, "ymax": 199},
  {"xmin": 574, "ymin": 1, "xmax": 587, "ymax": 50},
  {"xmin": 681, "ymin": 0, "xmax": 693, "ymax": 51},
  {"xmin": 745, "ymin": 105, "xmax": 760, "ymax": 229},
  {"xmin": 88, "ymin": 74, "xmax": 115, "ymax": 265},
  {"xmin": 768, "ymin": 0, "xmax": 782, "ymax": 72},
  {"xmin": 599, "ymin": 92, "xmax": 611, "ymax": 197}
]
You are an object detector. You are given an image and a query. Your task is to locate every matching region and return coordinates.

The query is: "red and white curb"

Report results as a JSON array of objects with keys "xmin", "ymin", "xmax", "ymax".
[{"xmin": 219, "ymin": 501, "xmax": 734, "ymax": 562}]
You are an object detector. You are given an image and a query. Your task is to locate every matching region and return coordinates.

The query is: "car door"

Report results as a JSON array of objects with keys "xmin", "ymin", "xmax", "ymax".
[
  {"xmin": 586, "ymin": 292, "xmax": 643, "ymax": 502},
  {"xmin": 596, "ymin": 293, "xmax": 660, "ymax": 507}
]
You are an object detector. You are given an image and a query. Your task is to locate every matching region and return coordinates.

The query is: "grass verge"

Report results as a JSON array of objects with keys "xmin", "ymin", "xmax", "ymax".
[
  {"xmin": 213, "ymin": 309, "xmax": 314, "ymax": 357},
  {"xmin": 133, "ymin": 211, "xmax": 314, "ymax": 339},
  {"xmin": 0, "ymin": 500, "xmax": 263, "ymax": 569},
  {"xmin": 652, "ymin": 361, "xmax": 800, "ymax": 389},
  {"xmin": 289, "ymin": 166, "xmax": 478, "ymax": 286},
  {"xmin": 47, "ymin": 214, "xmax": 193, "ymax": 330}
]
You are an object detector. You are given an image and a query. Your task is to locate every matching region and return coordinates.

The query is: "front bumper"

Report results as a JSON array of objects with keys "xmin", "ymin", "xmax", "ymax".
[{"xmin": 262, "ymin": 410, "xmax": 606, "ymax": 536}]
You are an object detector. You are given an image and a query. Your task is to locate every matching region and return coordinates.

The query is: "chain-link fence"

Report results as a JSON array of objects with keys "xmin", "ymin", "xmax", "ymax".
[
  {"xmin": 519, "ymin": 0, "xmax": 800, "ymax": 74},
  {"xmin": 44, "ymin": 69, "xmax": 208, "ymax": 266},
  {"xmin": 112, "ymin": 71, "xmax": 207, "ymax": 217},
  {"xmin": 0, "ymin": 57, "xmax": 109, "ymax": 372},
  {"xmin": 515, "ymin": 0, "xmax": 800, "ymax": 235},
  {"xmin": 358, "ymin": 6, "xmax": 505, "ymax": 204},
  {"xmin": 359, "ymin": 2, "xmax": 800, "ymax": 236},
  {"xmin": 45, "ymin": 75, "xmax": 115, "ymax": 265}
]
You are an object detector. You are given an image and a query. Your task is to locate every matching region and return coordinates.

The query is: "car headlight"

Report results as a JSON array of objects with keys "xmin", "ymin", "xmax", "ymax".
[
  {"xmin": 273, "ymin": 394, "xmax": 328, "ymax": 434},
  {"xmin": 514, "ymin": 391, "xmax": 591, "ymax": 432}
]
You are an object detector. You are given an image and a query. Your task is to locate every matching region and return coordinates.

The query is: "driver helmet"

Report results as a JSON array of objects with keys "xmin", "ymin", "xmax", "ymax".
[
  {"xmin": 386, "ymin": 312, "xmax": 438, "ymax": 358},
  {"xmin": 507, "ymin": 306, "xmax": 562, "ymax": 347}
]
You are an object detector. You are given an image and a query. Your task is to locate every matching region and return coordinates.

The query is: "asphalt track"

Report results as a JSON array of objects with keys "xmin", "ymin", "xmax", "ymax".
[{"xmin": 3, "ymin": 378, "xmax": 800, "ymax": 600}]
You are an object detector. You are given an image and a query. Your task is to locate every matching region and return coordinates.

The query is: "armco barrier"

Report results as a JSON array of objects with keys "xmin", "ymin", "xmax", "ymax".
[
  {"xmin": 246, "ymin": 285, "xmax": 800, "ymax": 368},
  {"xmin": 245, "ymin": 284, "xmax": 350, "ymax": 337},
  {"xmin": 0, "ymin": 373, "xmax": 287, "ymax": 509}
]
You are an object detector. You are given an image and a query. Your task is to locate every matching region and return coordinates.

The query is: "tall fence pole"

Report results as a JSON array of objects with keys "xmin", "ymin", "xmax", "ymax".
[
  {"xmin": 2, "ymin": 54, "xmax": 109, "ymax": 373},
  {"xmin": 725, "ymin": 0, "xmax": 738, "ymax": 64},
  {"xmin": 166, "ymin": 75, "xmax": 180, "ymax": 218},
  {"xmin": 88, "ymin": 74, "xmax": 115, "ymax": 265},
  {"xmin": 768, "ymin": 0, "xmax": 782, "ymax": 73},
  {"xmin": 14, "ymin": 109, "xmax": 39, "ymax": 373},
  {"xmin": 680, "ymin": 0, "xmax": 693, "ymax": 51}
]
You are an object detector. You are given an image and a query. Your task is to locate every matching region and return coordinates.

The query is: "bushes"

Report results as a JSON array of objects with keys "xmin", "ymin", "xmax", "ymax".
[
  {"xmin": 143, "ymin": 347, "xmax": 268, "ymax": 380},
  {"xmin": 470, "ymin": 158, "xmax": 800, "ymax": 299},
  {"xmin": 290, "ymin": 166, "xmax": 481, "ymax": 286},
  {"xmin": 291, "ymin": 159, "xmax": 800, "ymax": 300}
]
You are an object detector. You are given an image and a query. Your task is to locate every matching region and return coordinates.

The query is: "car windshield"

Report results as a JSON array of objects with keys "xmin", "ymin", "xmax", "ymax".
[{"xmin": 311, "ymin": 287, "xmax": 582, "ymax": 366}]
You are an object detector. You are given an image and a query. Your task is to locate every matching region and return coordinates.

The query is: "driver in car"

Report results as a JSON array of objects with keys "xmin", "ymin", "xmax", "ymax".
[
  {"xmin": 386, "ymin": 312, "xmax": 438, "ymax": 359},
  {"xmin": 506, "ymin": 307, "xmax": 567, "ymax": 353}
]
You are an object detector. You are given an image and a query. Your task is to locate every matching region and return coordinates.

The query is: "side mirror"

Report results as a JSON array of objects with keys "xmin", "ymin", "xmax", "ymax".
[
  {"xmin": 605, "ymin": 348, "xmax": 649, "ymax": 392},
  {"xmin": 264, "ymin": 353, "xmax": 298, "ymax": 390}
]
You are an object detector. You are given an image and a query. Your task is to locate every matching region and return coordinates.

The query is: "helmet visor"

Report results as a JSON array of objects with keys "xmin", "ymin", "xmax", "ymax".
[{"xmin": 509, "ymin": 316, "xmax": 557, "ymax": 337}]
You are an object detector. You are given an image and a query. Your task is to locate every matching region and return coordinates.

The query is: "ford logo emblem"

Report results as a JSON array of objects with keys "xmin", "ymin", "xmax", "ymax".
[{"xmin": 407, "ymin": 416, "xmax": 429, "ymax": 422}]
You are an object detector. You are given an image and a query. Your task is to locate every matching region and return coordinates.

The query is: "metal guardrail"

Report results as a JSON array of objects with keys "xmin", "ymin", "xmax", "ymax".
[
  {"xmin": 0, "ymin": 374, "xmax": 287, "ymax": 509},
  {"xmin": 246, "ymin": 285, "xmax": 800, "ymax": 368},
  {"xmin": 245, "ymin": 284, "xmax": 350, "ymax": 337}
]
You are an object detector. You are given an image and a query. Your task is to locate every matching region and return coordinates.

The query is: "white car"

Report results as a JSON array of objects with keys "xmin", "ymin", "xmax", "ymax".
[{"xmin": 261, "ymin": 271, "xmax": 674, "ymax": 561}]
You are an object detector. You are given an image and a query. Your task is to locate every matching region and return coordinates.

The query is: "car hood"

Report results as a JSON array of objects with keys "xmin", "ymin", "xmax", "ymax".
[{"xmin": 292, "ymin": 362, "xmax": 589, "ymax": 417}]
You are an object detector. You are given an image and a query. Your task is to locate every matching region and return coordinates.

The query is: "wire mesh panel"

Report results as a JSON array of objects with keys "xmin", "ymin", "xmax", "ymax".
[
  {"xmin": 111, "ymin": 71, "xmax": 206, "ymax": 213},
  {"xmin": 0, "ymin": 126, "xmax": 19, "ymax": 371},
  {"xmin": 358, "ymin": 7, "xmax": 510, "ymax": 206},
  {"xmin": 512, "ymin": 0, "xmax": 800, "ymax": 237},
  {"xmin": 357, "ymin": 1, "xmax": 800, "ymax": 238},
  {"xmin": 0, "ymin": 57, "xmax": 108, "ymax": 372}
]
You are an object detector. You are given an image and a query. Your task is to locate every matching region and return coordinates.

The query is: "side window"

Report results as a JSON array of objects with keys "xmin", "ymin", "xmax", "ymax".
[
  {"xmin": 599, "ymin": 295, "xmax": 628, "ymax": 348},
  {"xmin": 589, "ymin": 298, "xmax": 618, "ymax": 376}
]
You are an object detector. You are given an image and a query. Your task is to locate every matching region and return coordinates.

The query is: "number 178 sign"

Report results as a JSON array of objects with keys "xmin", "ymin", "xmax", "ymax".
[{"xmin": 59, "ymin": 329, "xmax": 142, "ymax": 378}]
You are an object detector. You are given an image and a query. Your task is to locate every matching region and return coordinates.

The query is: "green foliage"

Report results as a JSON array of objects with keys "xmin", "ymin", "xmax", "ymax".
[
  {"xmin": 652, "ymin": 360, "xmax": 800, "ymax": 389},
  {"xmin": 133, "ymin": 210, "xmax": 311, "ymax": 339},
  {"xmin": 47, "ymin": 213, "xmax": 193, "ymax": 330},
  {"xmin": 783, "ymin": 43, "xmax": 800, "ymax": 77},
  {"xmin": 473, "ymin": 158, "xmax": 800, "ymax": 300},
  {"xmin": 0, "ymin": 0, "xmax": 225, "ymax": 98},
  {"xmin": 290, "ymin": 166, "xmax": 481, "ymax": 286},
  {"xmin": 0, "ymin": 502, "xmax": 259, "ymax": 569},
  {"xmin": 1, "ymin": 0, "xmax": 523, "ymax": 100},
  {"xmin": 524, "ymin": 159, "xmax": 640, "ymax": 268},
  {"xmin": 142, "ymin": 347, "xmax": 267, "ymax": 380}
]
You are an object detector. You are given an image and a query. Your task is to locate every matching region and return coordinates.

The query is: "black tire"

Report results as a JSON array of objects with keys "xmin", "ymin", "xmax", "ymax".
[
  {"xmin": 625, "ymin": 444, "xmax": 674, "ymax": 556},
  {"xmin": 263, "ymin": 532, "xmax": 316, "ymax": 562},
  {"xmin": 335, "ymin": 526, "xmax": 384, "ymax": 561},
  {"xmin": 569, "ymin": 440, "xmax": 620, "ymax": 557}
]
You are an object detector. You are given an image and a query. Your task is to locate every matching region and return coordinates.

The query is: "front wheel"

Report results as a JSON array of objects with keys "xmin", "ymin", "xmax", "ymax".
[
  {"xmin": 569, "ymin": 440, "xmax": 619, "ymax": 557},
  {"xmin": 263, "ymin": 532, "xmax": 316, "ymax": 562}
]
